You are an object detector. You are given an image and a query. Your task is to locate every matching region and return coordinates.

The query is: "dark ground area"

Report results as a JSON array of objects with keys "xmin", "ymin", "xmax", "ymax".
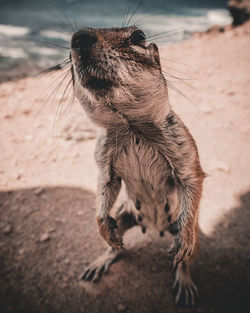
[{"xmin": 0, "ymin": 187, "xmax": 249, "ymax": 313}]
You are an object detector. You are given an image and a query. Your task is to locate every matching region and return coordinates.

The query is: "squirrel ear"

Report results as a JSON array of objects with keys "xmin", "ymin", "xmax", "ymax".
[{"xmin": 148, "ymin": 43, "xmax": 161, "ymax": 67}]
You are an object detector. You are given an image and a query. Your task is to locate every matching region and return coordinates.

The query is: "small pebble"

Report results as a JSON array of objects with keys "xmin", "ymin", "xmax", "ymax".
[
  {"xmin": 34, "ymin": 188, "xmax": 44, "ymax": 196},
  {"xmin": 64, "ymin": 258, "xmax": 70, "ymax": 264},
  {"xmin": 118, "ymin": 304, "xmax": 127, "ymax": 312},
  {"xmin": 23, "ymin": 109, "xmax": 31, "ymax": 115},
  {"xmin": 216, "ymin": 162, "xmax": 230, "ymax": 173},
  {"xmin": 40, "ymin": 233, "xmax": 50, "ymax": 242},
  {"xmin": 15, "ymin": 173, "xmax": 22, "ymax": 180},
  {"xmin": 25, "ymin": 135, "xmax": 33, "ymax": 141},
  {"xmin": 3, "ymin": 224, "xmax": 12, "ymax": 235},
  {"xmin": 48, "ymin": 227, "xmax": 55, "ymax": 233},
  {"xmin": 4, "ymin": 114, "xmax": 12, "ymax": 119}
]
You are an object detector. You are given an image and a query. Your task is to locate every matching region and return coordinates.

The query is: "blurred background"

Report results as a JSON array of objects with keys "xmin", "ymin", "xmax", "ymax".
[
  {"xmin": 0, "ymin": 0, "xmax": 232, "ymax": 81},
  {"xmin": 0, "ymin": 1, "xmax": 250, "ymax": 313}
]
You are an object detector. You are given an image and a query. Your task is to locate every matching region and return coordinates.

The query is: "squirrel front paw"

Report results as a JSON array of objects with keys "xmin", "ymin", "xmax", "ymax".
[
  {"xmin": 97, "ymin": 215, "xmax": 124, "ymax": 250},
  {"xmin": 168, "ymin": 225, "xmax": 196, "ymax": 266}
]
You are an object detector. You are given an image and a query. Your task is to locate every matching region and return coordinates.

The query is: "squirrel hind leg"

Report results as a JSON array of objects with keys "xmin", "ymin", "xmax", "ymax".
[{"xmin": 173, "ymin": 261, "xmax": 199, "ymax": 307}]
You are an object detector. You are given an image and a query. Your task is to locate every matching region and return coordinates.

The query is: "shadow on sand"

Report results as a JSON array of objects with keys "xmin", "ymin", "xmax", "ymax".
[{"xmin": 0, "ymin": 186, "xmax": 249, "ymax": 313}]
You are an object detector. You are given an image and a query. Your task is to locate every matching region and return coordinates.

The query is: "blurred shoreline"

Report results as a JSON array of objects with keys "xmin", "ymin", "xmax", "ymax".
[{"xmin": 0, "ymin": 0, "xmax": 232, "ymax": 82}]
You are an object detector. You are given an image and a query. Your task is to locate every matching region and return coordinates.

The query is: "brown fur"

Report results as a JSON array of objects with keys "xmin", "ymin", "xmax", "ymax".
[{"xmin": 71, "ymin": 26, "xmax": 205, "ymax": 306}]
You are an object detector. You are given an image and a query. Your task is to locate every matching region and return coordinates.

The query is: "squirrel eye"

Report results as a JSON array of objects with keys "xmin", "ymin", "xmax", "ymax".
[{"xmin": 129, "ymin": 30, "xmax": 146, "ymax": 46}]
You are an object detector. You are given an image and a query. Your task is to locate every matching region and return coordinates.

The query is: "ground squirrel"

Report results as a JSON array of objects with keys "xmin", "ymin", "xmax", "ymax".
[{"xmin": 70, "ymin": 26, "xmax": 205, "ymax": 307}]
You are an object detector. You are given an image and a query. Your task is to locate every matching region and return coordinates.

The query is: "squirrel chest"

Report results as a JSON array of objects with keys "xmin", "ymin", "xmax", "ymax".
[{"xmin": 113, "ymin": 135, "xmax": 179, "ymax": 231}]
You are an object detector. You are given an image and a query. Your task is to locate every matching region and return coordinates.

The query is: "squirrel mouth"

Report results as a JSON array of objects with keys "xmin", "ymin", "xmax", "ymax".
[
  {"xmin": 76, "ymin": 64, "xmax": 116, "ymax": 91},
  {"xmin": 71, "ymin": 48, "xmax": 117, "ymax": 92},
  {"xmin": 85, "ymin": 76, "xmax": 114, "ymax": 90}
]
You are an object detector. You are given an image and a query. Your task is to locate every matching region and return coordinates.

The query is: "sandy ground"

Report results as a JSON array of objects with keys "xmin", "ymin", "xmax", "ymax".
[{"xmin": 0, "ymin": 22, "xmax": 250, "ymax": 313}]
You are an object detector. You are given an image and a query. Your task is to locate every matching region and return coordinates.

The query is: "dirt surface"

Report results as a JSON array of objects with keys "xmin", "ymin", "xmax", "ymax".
[{"xmin": 0, "ymin": 22, "xmax": 250, "ymax": 313}]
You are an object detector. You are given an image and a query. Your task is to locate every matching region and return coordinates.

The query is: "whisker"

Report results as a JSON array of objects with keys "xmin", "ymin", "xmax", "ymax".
[
  {"xmin": 160, "ymin": 56, "xmax": 193, "ymax": 69},
  {"xmin": 32, "ymin": 39, "xmax": 69, "ymax": 50},
  {"xmin": 161, "ymin": 70, "xmax": 195, "ymax": 82},
  {"xmin": 166, "ymin": 80, "xmax": 193, "ymax": 104},
  {"xmin": 74, "ymin": 20, "xmax": 79, "ymax": 32},
  {"xmin": 146, "ymin": 73, "xmax": 194, "ymax": 105},
  {"xmin": 47, "ymin": 9, "xmax": 73, "ymax": 37},
  {"xmin": 54, "ymin": 6, "xmax": 75, "ymax": 34},
  {"xmin": 60, "ymin": 83, "xmax": 74, "ymax": 119},
  {"xmin": 35, "ymin": 59, "xmax": 71, "ymax": 77},
  {"xmin": 33, "ymin": 68, "xmax": 70, "ymax": 110},
  {"xmin": 51, "ymin": 72, "xmax": 72, "ymax": 129},
  {"xmin": 123, "ymin": 0, "xmax": 133, "ymax": 27},
  {"xmin": 33, "ymin": 69, "xmax": 71, "ymax": 123},
  {"xmin": 147, "ymin": 23, "xmax": 207, "ymax": 41},
  {"xmin": 161, "ymin": 64, "xmax": 192, "ymax": 77},
  {"xmin": 126, "ymin": 0, "xmax": 143, "ymax": 26},
  {"xmin": 132, "ymin": 13, "xmax": 156, "ymax": 26},
  {"xmin": 56, "ymin": 78, "xmax": 73, "ymax": 124},
  {"xmin": 163, "ymin": 74, "xmax": 197, "ymax": 93},
  {"xmin": 62, "ymin": 92, "xmax": 75, "ymax": 117}
]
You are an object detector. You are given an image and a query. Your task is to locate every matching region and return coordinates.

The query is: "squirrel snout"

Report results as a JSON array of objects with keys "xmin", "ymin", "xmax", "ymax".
[{"xmin": 71, "ymin": 28, "xmax": 97, "ymax": 50}]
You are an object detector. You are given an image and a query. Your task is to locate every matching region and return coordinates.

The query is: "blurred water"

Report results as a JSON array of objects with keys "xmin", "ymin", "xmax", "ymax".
[{"xmin": 0, "ymin": 0, "xmax": 232, "ymax": 81}]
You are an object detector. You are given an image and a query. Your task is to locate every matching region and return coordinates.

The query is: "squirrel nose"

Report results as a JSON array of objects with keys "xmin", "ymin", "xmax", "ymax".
[{"xmin": 71, "ymin": 28, "xmax": 97, "ymax": 50}]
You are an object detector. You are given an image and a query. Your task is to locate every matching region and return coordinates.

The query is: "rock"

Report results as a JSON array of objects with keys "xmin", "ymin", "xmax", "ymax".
[
  {"xmin": 15, "ymin": 172, "xmax": 23, "ymax": 180},
  {"xmin": 34, "ymin": 188, "xmax": 44, "ymax": 196},
  {"xmin": 76, "ymin": 211, "xmax": 84, "ymax": 216},
  {"xmin": 25, "ymin": 134, "xmax": 33, "ymax": 141},
  {"xmin": 3, "ymin": 224, "xmax": 13, "ymax": 235},
  {"xmin": 75, "ymin": 134, "xmax": 87, "ymax": 142},
  {"xmin": 214, "ymin": 160, "xmax": 230, "ymax": 173},
  {"xmin": 206, "ymin": 69, "xmax": 212, "ymax": 75},
  {"xmin": 47, "ymin": 227, "xmax": 55, "ymax": 233},
  {"xmin": 64, "ymin": 258, "xmax": 70, "ymax": 264},
  {"xmin": 18, "ymin": 248, "xmax": 25, "ymax": 255},
  {"xmin": 228, "ymin": 0, "xmax": 250, "ymax": 26},
  {"xmin": 206, "ymin": 25, "xmax": 225, "ymax": 34},
  {"xmin": 192, "ymin": 25, "xmax": 231, "ymax": 38},
  {"xmin": 65, "ymin": 134, "xmax": 73, "ymax": 141},
  {"xmin": 39, "ymin": 233, "xmax": 50, "ymax": 242},
  {"xmin": 4, "ymin": 114, "xmax": 12, "ymax": 119},
  {"xmin": 118, "ymin": 304, "xmax": 127, "ymax": 312},
  {"xmin": 199, "ymin": 105, "xmax": 213, "ymax": 114},
  {"xmin": 23, "ymin": 109, "xmax": 31, "ymax": 115}
]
